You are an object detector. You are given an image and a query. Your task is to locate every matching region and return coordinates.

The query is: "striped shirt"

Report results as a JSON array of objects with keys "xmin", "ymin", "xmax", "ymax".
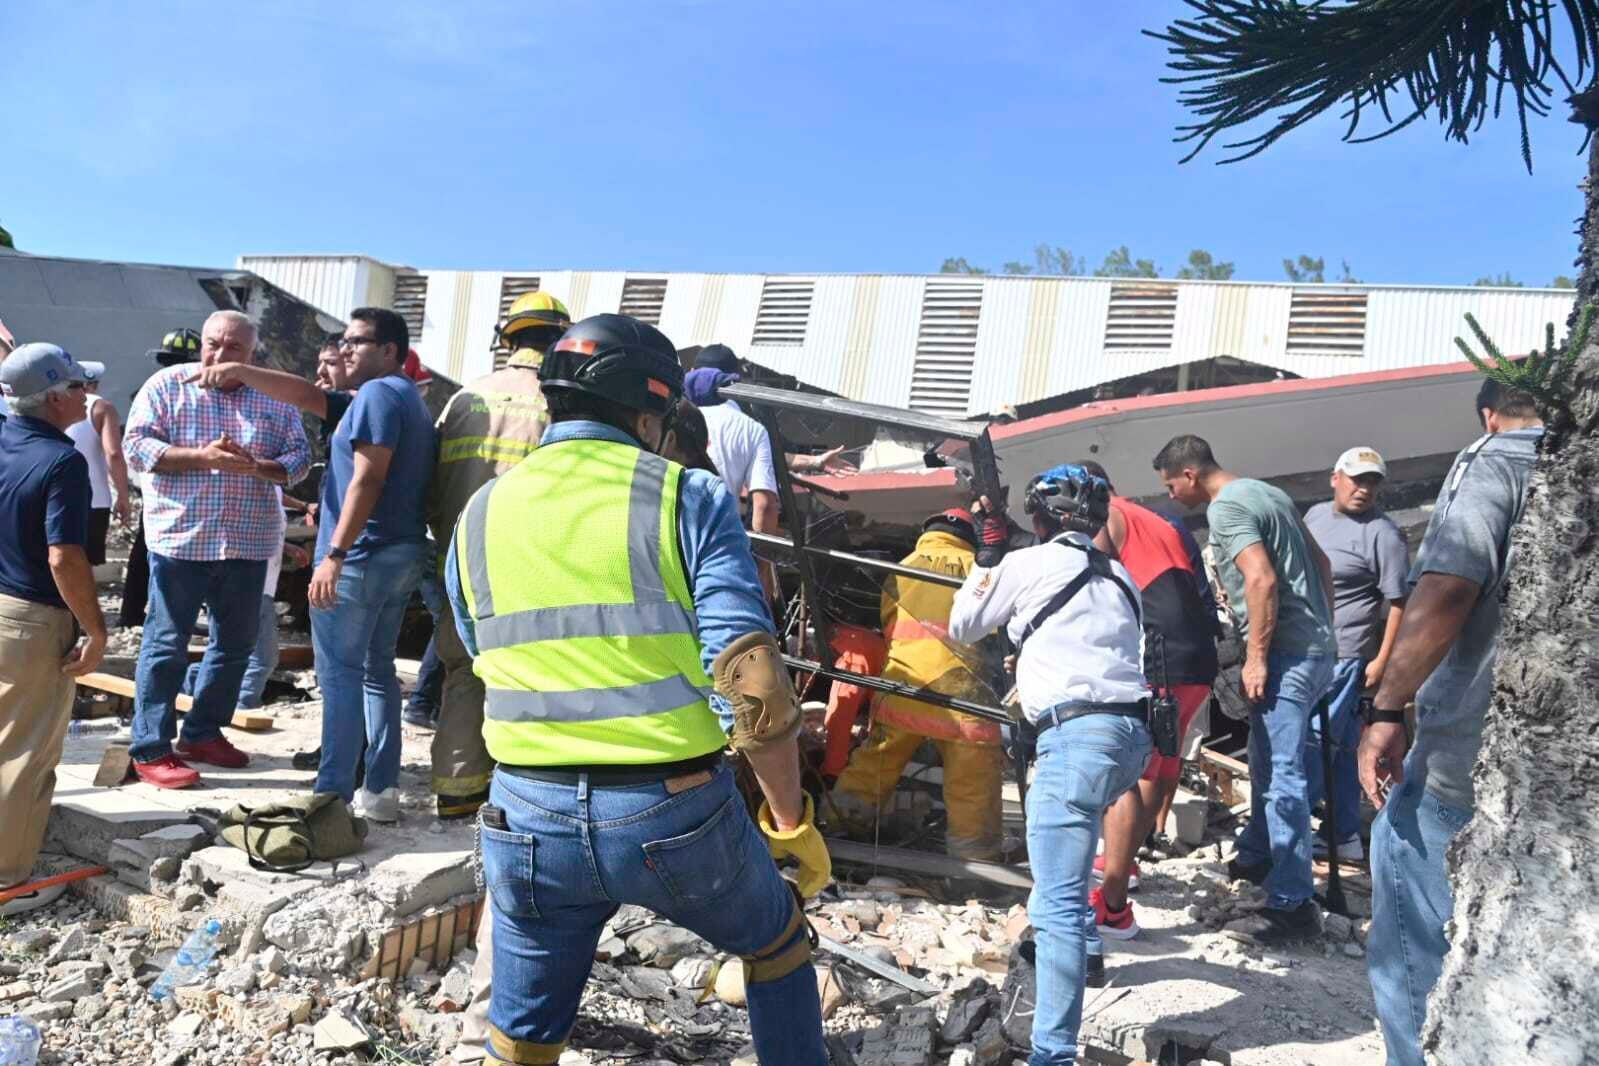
[{"xmin": 124, "ymin": 365, "xmax": 311, "ymax": 561}]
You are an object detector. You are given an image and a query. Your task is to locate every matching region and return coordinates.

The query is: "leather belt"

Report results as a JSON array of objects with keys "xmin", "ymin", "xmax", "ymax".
[
  {"xmin": 1034, "ymin": 699, "xmax": 1150, "ymax": 735},
  {"xmin": 500, "ymin": 751, "xmax": 724, "ymax": 788}
]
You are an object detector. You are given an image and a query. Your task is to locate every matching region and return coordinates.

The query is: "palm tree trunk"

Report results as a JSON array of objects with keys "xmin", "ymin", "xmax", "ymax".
[{"xmin": 1424, "ymin": 132, "xmax": 1599, "ymax": 1064}]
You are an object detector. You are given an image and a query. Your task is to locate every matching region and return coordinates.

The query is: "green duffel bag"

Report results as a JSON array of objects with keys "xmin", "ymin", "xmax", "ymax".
[{"xmin": 218, "ymin": 792, "xmax": 368, "ymax": 873}]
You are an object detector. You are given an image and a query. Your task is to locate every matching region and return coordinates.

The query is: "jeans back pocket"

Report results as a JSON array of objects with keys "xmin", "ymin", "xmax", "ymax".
[
  {"xmin": 480, "ymin": 824, "xmax": 541, "ymax": 919},
  {"xmin": 641, "ymin": 795, "xmax": 749, "ymax": 907}
]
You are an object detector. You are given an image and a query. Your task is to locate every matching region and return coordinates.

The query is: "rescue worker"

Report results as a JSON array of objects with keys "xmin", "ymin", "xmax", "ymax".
[
  {"xmin": 427, "ymin": 290, "xmax": 571, "ymax": 820},
  {"xmin": 446, "ymin": 314, "xmax": 830, "ymax": 1066},
  {"xmin": 830, "ymin": 508, "xmax": 1006, "ymax": 860},
  {"xmin": 949, "ymin": 466, "xmax": 1151, "ymax": 1066}
]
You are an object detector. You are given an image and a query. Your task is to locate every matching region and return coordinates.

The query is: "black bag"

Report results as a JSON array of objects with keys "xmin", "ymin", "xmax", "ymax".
[{"xmin": 998, "ymin": 935, "xmax": 1037, "ymax": 1051}]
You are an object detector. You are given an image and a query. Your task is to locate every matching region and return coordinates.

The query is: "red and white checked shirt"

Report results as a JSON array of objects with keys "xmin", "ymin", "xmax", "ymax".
[{"xmin": 125, "ymin": 365, "xmax": 311, "ymax": 562}]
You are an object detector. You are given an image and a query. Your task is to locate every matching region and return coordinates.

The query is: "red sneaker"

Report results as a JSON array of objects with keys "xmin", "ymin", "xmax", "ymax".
[
  {"xmin": 176, "ymin": 736, "xmax": 250, "ymax": 769},
  {"xmin": 1090, "ymin": 887, "xmax": 1141, "ymax": 941},
  {"xmin": 133, "ymin": 754, "xmax": 201, "ymax": 790},
  {"xmin": 1091, "ymin": 854, "xmax": 1140, "ymax": 891}
]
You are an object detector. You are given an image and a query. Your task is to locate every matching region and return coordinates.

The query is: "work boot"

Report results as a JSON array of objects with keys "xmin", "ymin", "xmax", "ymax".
[
  {"xmin": 176, "ymin": 736, "xmax": 250, "ymax": 769},
  {"xmin": 1227, "ymin": 855, "xmax": 1271, "ymax": 886},
  {"xmin": 1225, "ymin": 900, "xmax": 1322, "ymax": 947},
  {"xmin": 1085, "ymin": 952, "xmax": 1106, "ymax": 989},
  {"xmin": 133, "ymin": 754, "xmax": 201, "ymax": 790}
]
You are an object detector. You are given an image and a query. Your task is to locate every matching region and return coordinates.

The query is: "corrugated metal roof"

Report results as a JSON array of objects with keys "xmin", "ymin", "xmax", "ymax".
[{"xmin": 243, "ymin": 255, "xmax": 1580, "ymax": 412}]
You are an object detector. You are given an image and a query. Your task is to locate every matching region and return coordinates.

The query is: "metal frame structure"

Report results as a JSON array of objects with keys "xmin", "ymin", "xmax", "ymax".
[{"xmin": 721, "ymin": 381, "xmax": 1012, "ymax": 732}]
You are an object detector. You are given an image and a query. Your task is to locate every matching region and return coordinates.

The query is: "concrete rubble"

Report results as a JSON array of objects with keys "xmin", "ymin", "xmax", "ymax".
[{"xmin": 11, "ymin": 581, "xmax": 1386, "ymax": 1063}]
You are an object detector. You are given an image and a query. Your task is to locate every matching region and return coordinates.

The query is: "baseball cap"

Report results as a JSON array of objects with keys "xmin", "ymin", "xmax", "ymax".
[
  {"xmin": 1335, "ymin": 446, "xmax": 1387, "ymax": 478},
  {"xmin": 695, "ymin": 344, "xmax": 740, "ymax": 374},
  {"xmin": 1, "ymin": 343, "xmax": 89, "ymax": 400}
]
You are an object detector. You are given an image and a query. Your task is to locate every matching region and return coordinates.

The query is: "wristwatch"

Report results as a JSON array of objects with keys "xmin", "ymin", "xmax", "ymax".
[
  {"xmin": 327, "ymin": 546, "xmax": 349, "ymax": 562},
  {"xmin": 1361, "ymin": 696, "xmax": 1407, "ymax": 726}
]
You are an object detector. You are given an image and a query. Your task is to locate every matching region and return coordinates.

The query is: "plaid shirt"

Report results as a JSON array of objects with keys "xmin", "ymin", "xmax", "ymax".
[{"xmin": 125, "ymin": 365, "xmax": 311, "ymax": 561}]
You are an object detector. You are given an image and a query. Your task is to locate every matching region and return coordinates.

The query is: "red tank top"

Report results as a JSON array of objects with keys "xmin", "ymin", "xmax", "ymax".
[{"xmin": 1109, "ymin": 497, "xmax": 1219, "ymax": 685}]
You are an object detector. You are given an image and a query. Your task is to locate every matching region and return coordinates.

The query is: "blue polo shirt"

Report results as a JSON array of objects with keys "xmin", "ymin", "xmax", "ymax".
[{"xmin": 0, "ymin": 415, "xmax": 91, "ymax": 608}]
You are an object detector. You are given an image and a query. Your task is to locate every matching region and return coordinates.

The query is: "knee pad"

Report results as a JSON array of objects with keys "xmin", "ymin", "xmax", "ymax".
[{"xmin": 741, "ymin": 895, "xmax": 815, "ymax": 984}]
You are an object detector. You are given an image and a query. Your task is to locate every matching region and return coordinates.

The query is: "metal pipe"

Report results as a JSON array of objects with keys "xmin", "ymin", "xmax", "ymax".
[
  {"xmin": 747, "ymin": 531, "xmax": 966, "ymax": 589},
  {"xmin": 783, "ymin": 653, "xmax": 1013, "ymax": 725}
]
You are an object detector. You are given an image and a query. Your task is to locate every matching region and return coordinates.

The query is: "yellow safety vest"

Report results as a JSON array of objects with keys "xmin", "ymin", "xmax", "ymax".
[{"xmin": 453, "ymin": 437, "xmax": 726, "ymax": 767}]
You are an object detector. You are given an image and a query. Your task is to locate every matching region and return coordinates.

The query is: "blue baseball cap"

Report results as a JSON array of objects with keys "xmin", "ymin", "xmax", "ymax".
[{"xmin": 0, "ymin": 343, "xmax": 90, "ymax": 400}]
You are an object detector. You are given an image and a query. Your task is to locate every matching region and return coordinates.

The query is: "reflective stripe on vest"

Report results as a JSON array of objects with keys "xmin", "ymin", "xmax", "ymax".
[{"xmin": 455, "ymin": 438, "xmax": 723, "ymax": 766}]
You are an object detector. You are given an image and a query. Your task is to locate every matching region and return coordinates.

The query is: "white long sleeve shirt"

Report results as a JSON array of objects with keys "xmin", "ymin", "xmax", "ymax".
[{"xmin": 949, "ymin": 531, "xmax": 1148, "ymax": 722}]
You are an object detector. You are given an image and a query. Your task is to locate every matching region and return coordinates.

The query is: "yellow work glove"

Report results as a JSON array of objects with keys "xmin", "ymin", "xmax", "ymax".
[{"xmin": 757, "ymin": 794, "xmax": 832, "ymax": 899}]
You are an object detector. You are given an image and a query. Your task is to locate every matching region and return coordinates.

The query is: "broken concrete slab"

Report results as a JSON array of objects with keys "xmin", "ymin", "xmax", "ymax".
[
  {"xmin": 365, "ymin": 847, "xmax": 477, "ymax": 920},
  {"xmin": 313, "ymin": 1008, "xmax": 371, "ymax": 1051}
]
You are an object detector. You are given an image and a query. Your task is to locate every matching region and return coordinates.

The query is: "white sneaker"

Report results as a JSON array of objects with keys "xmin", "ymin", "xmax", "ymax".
[
  {"xmin": 353, "ymin": 787, "xmax": 400, "ymax": 824},
  {"xmin": 1313, "ymin": 835, "xmax": 1364, "ymax": 862}
]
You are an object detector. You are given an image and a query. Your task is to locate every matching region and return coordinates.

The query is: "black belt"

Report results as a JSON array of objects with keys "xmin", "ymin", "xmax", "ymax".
[
  {"xmin": 1034, "ymin": 699, "xmax": 1150, "ymax": 734},
  {"xmin": 500, "ymin": 751, "xmax": 724, "ymax": 787}
]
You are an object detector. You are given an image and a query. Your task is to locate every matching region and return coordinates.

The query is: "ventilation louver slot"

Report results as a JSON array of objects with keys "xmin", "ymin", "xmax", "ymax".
[
  {"xmin": 1286, "ymin": 289, "xmax": 1367, "ymax": 356},
  {"xmin": 752, "ymin": 278, "xmax": 816, "ymax": 346},
  {"xmin": 1104, "ymin": 282, "xmax": 1178, "ymax": 351},
  {"xmin": 909, "ymin": 280, "xmax": 984, "ymax": 416}
]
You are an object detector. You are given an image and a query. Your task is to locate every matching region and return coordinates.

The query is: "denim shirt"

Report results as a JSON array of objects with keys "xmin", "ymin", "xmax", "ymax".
[{"xmin": 444, "ymin": 419, "xmax": 771, "ymax": 731}]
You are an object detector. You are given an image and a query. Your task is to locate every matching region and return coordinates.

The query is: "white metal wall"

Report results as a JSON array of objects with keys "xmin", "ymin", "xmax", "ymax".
[{"xmin": 244, "ymin": 256, "xmax": 1578, "ymax": 412}]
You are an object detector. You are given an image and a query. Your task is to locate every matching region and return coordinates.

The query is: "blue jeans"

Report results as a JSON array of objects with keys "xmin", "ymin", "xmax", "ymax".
[
  {"xmin": 1026, "ymin": 713, "xmax": 1152, "ymax": 1066},
  {"xmin": 1368, "ymin": 774, "xmax": 1471, "ymax": 1066},
  {"xmin": 131, "ymin": 554, "xmax": 268, "ymax": 763},
  {"xmin": 481, "ymin": 765, "xmax": 827, "ymax": 1066},
  {"xmin": 1235, "ymin": 650, "xmax": 1333, "ymax": 910},
  {"xmin": 183, "ymin": 594, "xmax": 278, "ymax": 710},
  {"xmin": 405, "ymin": 636, "xmax": 444, "ymax": 719},
  {"xmin": 1304, "ymin": 657, "xmax": 1364, "ymax": 844},
  {"xmin": 311, "ymin": 542, "xmax": 423, "ymax": 798}
]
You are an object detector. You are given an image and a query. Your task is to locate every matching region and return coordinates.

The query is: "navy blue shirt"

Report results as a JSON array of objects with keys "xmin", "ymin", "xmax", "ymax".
[
  {"xmin": 0, "ymin": 416, "xmax": 91, "ymax": 608},
  {"xmin": 317, "ymin": 375, "xmax": 434, "ymax": 564}
]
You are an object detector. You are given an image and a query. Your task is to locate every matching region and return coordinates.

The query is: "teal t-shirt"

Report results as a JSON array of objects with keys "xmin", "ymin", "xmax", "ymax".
[{"xmin": 1207, "ymin": 478, "xmax": 1334, "ymax": 657}]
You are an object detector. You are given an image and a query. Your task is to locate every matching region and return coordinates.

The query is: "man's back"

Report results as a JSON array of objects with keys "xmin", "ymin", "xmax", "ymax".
[
  {"xmin": 428, "ymin": 367, "xmax": 546, "ymax": 547},
  {"xmin": 1111, "ymin": 496, "xmax": 1218, "ymax": 685},
  {"xmin": 1206, "ymin": 477, "xmax": 1333, "ymax": 656},
  {"xmin": 700, "ymin": 401, "xmax": 776, "ymax": 500},
  {"xmin": 0, "ymin": 416, "xmax": 89, "ymax": 608},
  {"xmin": 1408, "ymin": 428, "xmax": 1541, "ymax": 808}
]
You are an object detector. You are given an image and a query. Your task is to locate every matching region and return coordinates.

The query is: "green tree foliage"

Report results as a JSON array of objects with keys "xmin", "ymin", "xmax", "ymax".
[
  {"xmin": 1338, "ymin": 259, "xmax": 1361, "ymax": 283},
  {"xmin": 939, "ymin": 257, "xmax": 988, "ymax": 275},
  {"xmin": 0, "ymin": 222, "xmax": 12, "ymax": 249},
  {"xmin": 1474, "ymin": 272, "xmax": 1525, "ymax": 288},
  {"xmin": 1553, "ymin": 275, "xmax": 1577, "ymax": 288},
  {"xmin": 1282, "ymin": 255, "xmax": 1325, "ymax": 283},
  {"xmin": 1148, "ymin": 0, "xmax": 1599, "ymax": 171},
  {"xmin": 1457, "ymin": 307, "xmax": 1594, "ymax": 416},
  {"xmin": 1176, "ymin": 248, "xmax": 1234, "ymax": 279},
  {"xmin": 1094, "ymin": 246, "xmax": 1161, "ymax": 278}
]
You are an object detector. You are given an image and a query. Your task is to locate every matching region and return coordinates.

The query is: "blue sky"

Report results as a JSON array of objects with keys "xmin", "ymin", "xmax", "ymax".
[{"xmin": 3, "ymin": 1, "xmax": 1589, "ymax": 286}]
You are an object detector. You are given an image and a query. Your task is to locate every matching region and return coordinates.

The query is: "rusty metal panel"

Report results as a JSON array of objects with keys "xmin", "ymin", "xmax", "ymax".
[{"xmin": 836, "ymin": 275, "xmax": 882, "ymax": 401}]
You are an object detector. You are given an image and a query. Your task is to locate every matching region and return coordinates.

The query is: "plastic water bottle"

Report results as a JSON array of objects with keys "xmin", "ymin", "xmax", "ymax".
[
  {"xmin": 148, "ymin": 919, "xmax": 224, "ymax": 1001},
  {"xmin": 0, "ymin": 1016, "xmax": 41, "ymax": 1066},
  {"xmin": 66, "ymin": 719, "xmax": 123, "ymax": 738}
]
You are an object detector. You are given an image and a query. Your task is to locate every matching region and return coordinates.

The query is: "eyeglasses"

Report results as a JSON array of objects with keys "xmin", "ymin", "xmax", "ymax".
[
  {"xmin": 65, "ymin": 382, "xmax": 87, "ymax": 392},
  {"xmin": 337, "ymin": 336, "xmax": 379, "ymax": 350}
]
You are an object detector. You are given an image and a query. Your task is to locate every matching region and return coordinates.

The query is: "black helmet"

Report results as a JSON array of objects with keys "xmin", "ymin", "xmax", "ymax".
[
  {"xmin": 149, "ymin": 327, "xmax": 202, "ymax": 367},
  {"xmin": 1024, "ymin": 463, "xmax": 1111, "ymax": 535},
  {"xmin": 539, "ymin": 314, "xmax": 683, "ymax": 416}
]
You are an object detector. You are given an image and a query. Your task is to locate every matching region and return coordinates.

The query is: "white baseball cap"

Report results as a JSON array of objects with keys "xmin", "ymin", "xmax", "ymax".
[{"xmin": 1334, "ymin": 446, "xmax": 1387, "ymax": 478}]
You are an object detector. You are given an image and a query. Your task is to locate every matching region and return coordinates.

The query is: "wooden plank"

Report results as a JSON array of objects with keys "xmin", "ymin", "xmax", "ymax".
[
  {"xmin": 416, "ymin": 913, "xmax": 439, "ymax": 972},
  {"xmin": 75, "ymin": 672, "xmax": 273, "ymax": 731},
  {"xmin": 396, "ymin": 923, "xmax": 420, "ymax": 981}
]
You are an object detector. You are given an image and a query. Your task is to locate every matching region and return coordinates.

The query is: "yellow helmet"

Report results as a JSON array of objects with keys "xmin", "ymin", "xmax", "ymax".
[{"xmin": 496, "ymin": 291, "xmax": 572, "ymax": 368}]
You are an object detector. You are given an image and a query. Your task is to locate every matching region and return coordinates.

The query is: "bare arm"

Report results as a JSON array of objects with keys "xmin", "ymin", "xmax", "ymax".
[
  {"xmin": 94, "ymin": 403, "xmax": 131, "ymax": 523},
  {"xmin": 48, "ymin": 545, "xmax": 106, "ymax": 676},
  {"xmin": 1365, "ymin": 600, "xmax": 1407, "ymax": 691},
  {"xmin": 306, "ymin": 442, "xmax": 393, "ymax": 609},
  {"xmin": 750, "ymin": 490, "xmax": 780, "ymax": 600},
  {"xmin": 744, "ymin": 739, "xmax": 805, "ymax": 830},
  {"xmin": 1233, "ymin": 542, "xmax": 1278, "ymax": 701},
  {"xmin": 187, "ymin": 363, "xmax": 329, "ymax": 418},
  {"xmin": 1094, "ymin": 505, "xmax": 1128, "ymax": 557},
  {"xmin": 152, "ymin": 440, "xmax": 256, "ymax": 475}
]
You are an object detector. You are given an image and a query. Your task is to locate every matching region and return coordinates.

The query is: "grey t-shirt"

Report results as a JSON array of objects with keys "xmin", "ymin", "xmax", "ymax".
[
  {"xmin": 1207, "ymin": 478, "xmax": 1335, "ymax": 657},
  {"xmin": 1304, "ymin": 502, "xmax": 1410, "ymax": 661},
  {"xmin": 1408, "ymin": 428, "xmax": 1541, "ymax": 810}
]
